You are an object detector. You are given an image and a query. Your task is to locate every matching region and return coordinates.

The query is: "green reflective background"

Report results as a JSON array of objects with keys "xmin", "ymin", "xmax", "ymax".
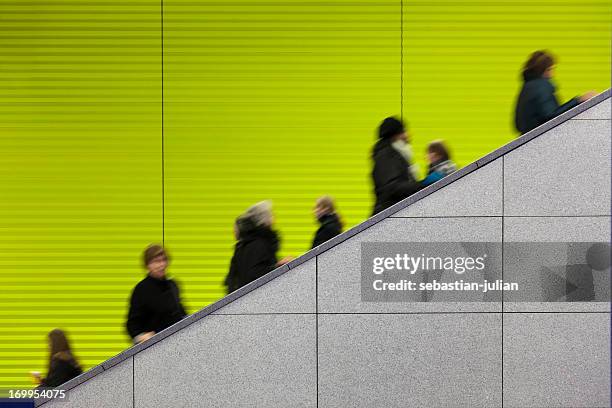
[{"xmin": 0, "ymin": 0, "xmax": 610, "ymax": 392}]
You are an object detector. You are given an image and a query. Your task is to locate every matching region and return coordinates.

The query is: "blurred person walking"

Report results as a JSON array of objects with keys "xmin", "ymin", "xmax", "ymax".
[
  {"xmin": 311, "ymin": 195, "xmax": 343, "ymax": 249},
  {"xmin": 225, "ymin": 201, "xmax": 292, "ymax": 294},
  {"xmin": 371, "ymin": 117, "xmax": 421, "ymax": 215},
  {"xmin": 126, "ymin": 245, "xmax": 187, "ymax": 344},
  {"xmin": 32, "ymin": 329, "xmax": 82, "ymax": 388},
  {"xmin": 514, "ymin": 50, "xmax": 597, "ymax": 134},
  {"xmin": 421, "ymin": 140, "xmax": 457, "ymax": 186}
]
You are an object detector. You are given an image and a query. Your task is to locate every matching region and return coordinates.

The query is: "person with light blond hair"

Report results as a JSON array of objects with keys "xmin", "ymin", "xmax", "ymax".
[
  {"xmin": 224, "ymin": 201, "xmax": 293, "ymax": 293},
  {"xmin": 311, "ymin": 195, "xmax": 343, "ymax": 248}
]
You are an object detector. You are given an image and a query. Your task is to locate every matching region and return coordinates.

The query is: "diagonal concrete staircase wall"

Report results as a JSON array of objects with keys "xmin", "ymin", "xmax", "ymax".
[{"xmin": 38, "ymin": 91, "xmax": 611, "ymax": 408}]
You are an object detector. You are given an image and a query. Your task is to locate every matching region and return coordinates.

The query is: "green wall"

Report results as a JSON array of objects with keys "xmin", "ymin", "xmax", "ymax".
[{"xmin": 0, "ymin": 0, "xmax": 610, "ymax": 392}]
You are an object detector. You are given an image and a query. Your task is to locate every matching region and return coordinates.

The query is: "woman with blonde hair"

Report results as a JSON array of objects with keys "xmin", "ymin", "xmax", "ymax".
[
  {"xmin": 225, "ymin": 201, "xmax": 292, "ymax": 293},
  {"xmin": 311, "ymin": 195, "xmax": 343, "ymax": 248}
]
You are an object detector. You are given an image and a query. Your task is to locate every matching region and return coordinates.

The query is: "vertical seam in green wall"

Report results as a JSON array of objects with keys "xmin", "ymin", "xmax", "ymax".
[
  {"xmin": 400, "ymin": 0, "xmax": 404, "ymax": 119},
  {"xmin": 161, "ymin": 0, "xmax": 165, "ymax": 246}
]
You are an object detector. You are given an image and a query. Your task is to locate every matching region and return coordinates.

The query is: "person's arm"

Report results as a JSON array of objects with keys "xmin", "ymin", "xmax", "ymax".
[
  {"xmin": 536, "ymin": 85, "xmax": 580, "ymax": 121},
  {"xmin": 126, "ymin": 286, "xmax": 150, "ymax": 340},
  {"xmin": 313, "ymin": 224, "xmax": 340, "ymax": 249},
  {"xmin": 388, "ymin": 168, "xmax": 421, "ymax": 200},
  {"xmin": 38, "ymin": 360, "xmax": 65, "ymax": 388}
]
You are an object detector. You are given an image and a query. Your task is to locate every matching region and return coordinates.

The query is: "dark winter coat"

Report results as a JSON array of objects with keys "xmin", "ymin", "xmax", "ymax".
[
  {"xmin": 126, "ymin": 275, "xmax": 187, "ymax": 339},
  {"xmin": 371, "ymin": 138, "xmax": 421, "ymax": 215},
  {"xmin": 39, "ymin": 354, "xmax": 82, "ymax": 388},
  {"xmin": 312, "ymin": 213, "xmax": 342, "ymax": 249},
  {"xmin": 225, "ymin": 226, "xmax": 279, "ymax": 293},
  {"xmin": 514, "ymin": 77, "xmax": 580, "ymax": 134}
]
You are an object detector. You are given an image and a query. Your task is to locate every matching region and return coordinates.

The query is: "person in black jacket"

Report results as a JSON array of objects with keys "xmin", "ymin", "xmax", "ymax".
[
  {"xmin": 311, "ymin": 195, "xmax": 342, "ymax": 249},
  {"xmin": 32, "ymin": 329, "xmax": 82, "ymax": 388},
  {"xmin": 224, "ymin": 201, "xmax": 292, "ymax": 294},
  {"xmin": 514, "ymin": 50, "xmax": 597, "ymax": 134},
  {"xmin": 371, "ymin": 117, "xmax": 421, "ymax": 215},
  {"xmin": 126, "ymin": 245, "xmax": 187, "ymax": 344}
]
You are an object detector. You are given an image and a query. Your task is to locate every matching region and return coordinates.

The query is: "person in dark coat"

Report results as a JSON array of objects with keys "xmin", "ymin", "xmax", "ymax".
[
  {"xmin": 33, "ymin": 329, "xmax": 82, "ymax": 388},
  {"xmin": 225, "ymin": 201, "xmax": 292, "ymax": 294},
  {"xmin": 371, "ymin": 117, "xmax": 422, "ymax": 215},
  {"xmin": 311, "ymin": 195, "xmax": 343, "ymax": 249},
  {"xmin": 514, "ymin": 50, "xmax": 596, "ymax": 134},
  {"xmin": 126, "ymin": 245, "xmax": 187, "ymax": 344}
]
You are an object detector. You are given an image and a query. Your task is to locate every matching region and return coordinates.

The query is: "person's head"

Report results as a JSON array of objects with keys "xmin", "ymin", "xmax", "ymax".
[
  {"xmin": 378, "ymin": 117, "xmax": 408, "ymax": 143},
  {"xmin": 522, "ymin": 50, "xmax": 555, "ymax": 81},
  {"xmin": 427, "ymin": 140, "xmax": 450, "ymax": 164},
  {"xmin": 246, "ymin": 200, "xmax": 274, "ymax": 228},
  {"xmin": 234, "ymin": 214, "xmax": 257, "ymax": 240},
  {"xmin": 314, "ymin": 195, "xmax": 336, "ymax": 220},
  {"xmin": 143, "ymin": 244, "xmax": 169, "ymax": 279},
  {"xmin": 48, "ymin": 329, "xmax": 71, "ymax": 355}
]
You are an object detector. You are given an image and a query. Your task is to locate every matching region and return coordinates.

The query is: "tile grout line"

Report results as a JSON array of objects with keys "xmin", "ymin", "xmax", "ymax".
[
  {"xmin": 160, "ymin": 0, "xmax": 165, "ymax": 245},
  {"xmin": 315, "ymin": 255, "xmax": 319, "ymax": 408},
  {"xmin": 501, "ymin": 155, "xmax": 505, "ymax": 408},
  {"xmin": 400, "ymin": 0, "xmax": 403, "ymax": 120},
  {"xmin": 211, "ymin": 311, "xmax": 610, "ymax": 315},
  {"xmin": 390, "ymin": 215, "xmax": 611, "ymax": 219}
]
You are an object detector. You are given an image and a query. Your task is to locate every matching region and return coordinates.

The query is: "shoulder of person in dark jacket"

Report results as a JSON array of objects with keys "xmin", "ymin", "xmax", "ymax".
[
  {"xmin": 372, "ymin": 137, "xmax": 395, "ymax": 159},
  {"xmin": 312, "ymin": 213, "xmax": 342, "ymax": 248},
  {"xmin": 245, "ymin": 228, "xmax": 279, "ymax": 263},
  {"xmin": 40, "ymin": 355, "xmax": 82, "ymax": 388},
  {"xmin": 371, "ymin": 138, "xmax": 421, "ymax": 214},
  {"xmin": 515, "ymin": 77, "xmax": 579, "ymax": 134},
  {"xmin": 126, "ymin": 276, "xmax": 152, "ymax": 338},
  {"xmin": 229, "ymin": 226, "xmax": 280, "ymax": 290},
  {"xmin": 126, "ymin": 275, "xmax": 159, "ymax": 338}
]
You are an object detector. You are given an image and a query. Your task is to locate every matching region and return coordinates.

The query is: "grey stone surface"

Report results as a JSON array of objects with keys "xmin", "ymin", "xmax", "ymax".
[
  {"xmin": 476, "ymin": 95, "xmax": 609, "ymax": 168},
  {"xmin": 318, "ymin": 313, "xmax": 502, "ymax": 408},
  {"xmin": 504, "ymin": 216, "xmax": 611, "ymax": 242},
  {"xmin": 503, "ymin": 301, "xmax": 610, "ymax": 313},
  {"xmin": 318, "ymin": 217, "xmax": 503, "ymax": 313},
  {"xmin": 35, "ymin": 365, "xmax": 105, "ymax": 407},
  {"xmin": 392, "ymin": 159, "xmax": 502, "ymax": 217},
  {"xmin": 574, "ymin": 99, "xmax": 611, "ymax": 120},
  {"xmin": 213, "ymin": 259, "xmax": 316, "ymax": 314},
  {"xmin": 134, "ymin": 314, "xmax": 316, "ymax": 407},
  {"xmin": 503, "ymin": 242, "xmax": 610, "ymax": 311},
  {"xmin": 503, "ymin": 216, "xmax": 611, "ymax": 312},
  {"xmin": 41, "ymin": 358, "xmax": 132, "ymax": 408},
  {"xmin": 503, "ymin": 313, "xmax": 611, "ymax": 408},
  {"xmin": 504, "ymin": 119, "xmax": 611, "ymax": 216}
]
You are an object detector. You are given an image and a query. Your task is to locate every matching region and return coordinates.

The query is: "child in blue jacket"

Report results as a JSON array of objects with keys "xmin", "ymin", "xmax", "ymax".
[{"xmin": 422, "ymin": 140, "xmax": 457, "ymax": 186}]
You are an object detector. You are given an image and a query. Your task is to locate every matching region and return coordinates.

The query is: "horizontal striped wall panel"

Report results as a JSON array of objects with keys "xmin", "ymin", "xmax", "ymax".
[{"xmin": 0, "ymin": 0, "xmax": 610, "ymax": 393}]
